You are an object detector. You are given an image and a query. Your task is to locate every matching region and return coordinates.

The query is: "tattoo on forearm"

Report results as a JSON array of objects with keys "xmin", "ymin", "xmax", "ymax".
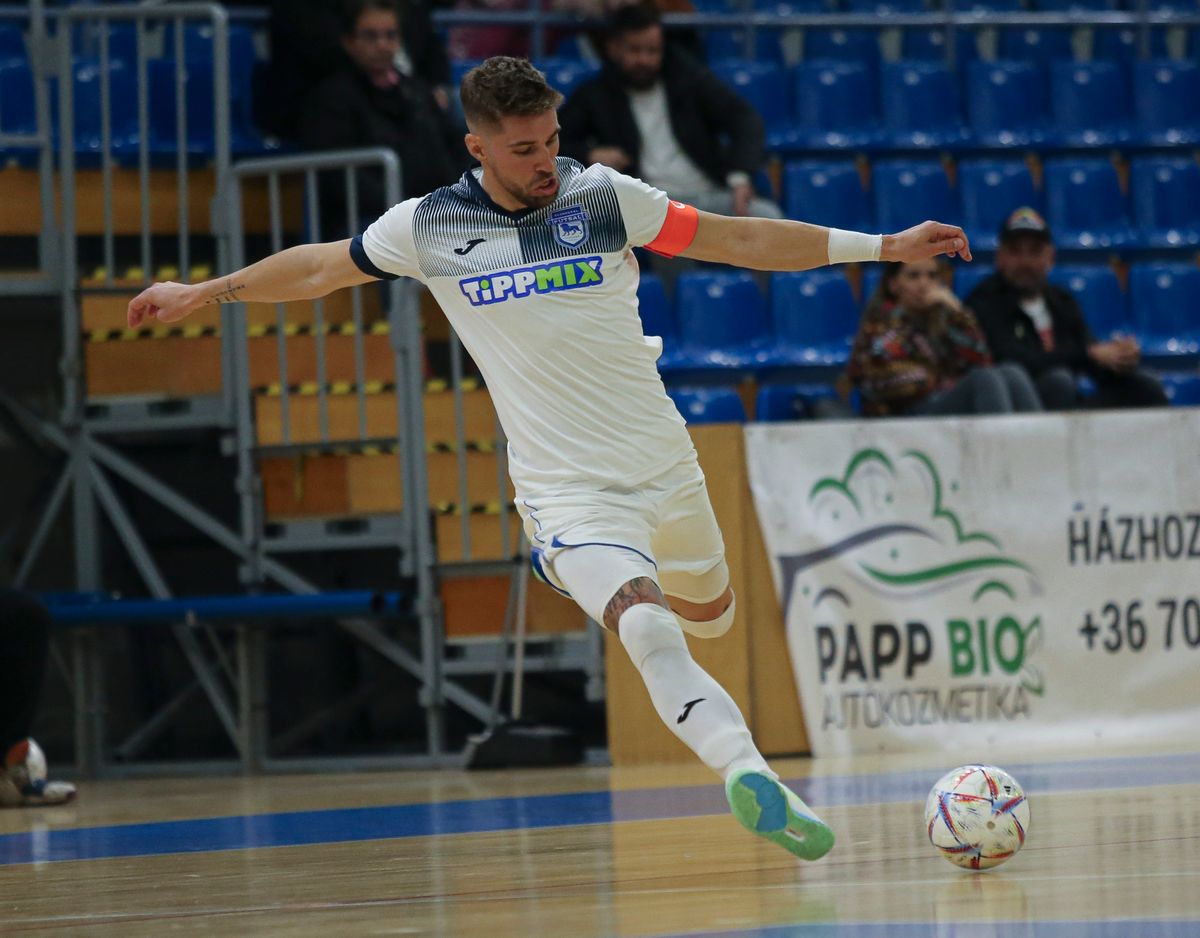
[
  {"xmin": 602, "ymin": 576, "xmax": 668, "ymax": 631},
  {"xmin": 205, "ymin": 279, "xmax": 246, "ymax": 305}
]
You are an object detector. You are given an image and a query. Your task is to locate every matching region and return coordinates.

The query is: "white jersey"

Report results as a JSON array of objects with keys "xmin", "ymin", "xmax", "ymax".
[{"xmin": 352, "ymin": 157, "xmax": 696, "ymax": 493}]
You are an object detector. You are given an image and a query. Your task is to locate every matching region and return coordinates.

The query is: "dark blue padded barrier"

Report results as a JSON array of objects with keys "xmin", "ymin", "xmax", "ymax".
[{"xmin": 43, "ymin": 590, "xmax": 407, "ymax": 627}]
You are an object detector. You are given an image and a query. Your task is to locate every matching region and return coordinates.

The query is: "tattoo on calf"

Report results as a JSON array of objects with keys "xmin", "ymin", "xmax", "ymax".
[
  {"xmin": 603, "ymin": 576, "xmax": 669, "ymax": 631},
  {"xmin": 206, "ymin": 279, "xmax": 246, "ymax": 305}
]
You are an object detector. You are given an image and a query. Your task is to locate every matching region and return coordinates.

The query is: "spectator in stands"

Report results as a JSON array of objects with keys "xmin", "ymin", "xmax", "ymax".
[
  {"xmin": 0, "ymin": 590, "xmax": 76, "ymax": 808},
  {"xmin": 559, "ymin": 1, "xmax": 780, "ymax": 222},
  {"xmin": 966, "ymin": 208, "xmax": 1168, "ymax": 410},
  {"xmin": 300, "ymin": 0, "xmax": 467, "ymax": 224},
  {"xmin": 570, "ymin": 0, "xmax": 705, "ymax": 66},
  {"xmin": 849, "ymin": 258, "xmax": 1043, "ymax": 417},
  {"xmin": 265, "ymin": 0, "xmax": 452, "ymax": 140}
]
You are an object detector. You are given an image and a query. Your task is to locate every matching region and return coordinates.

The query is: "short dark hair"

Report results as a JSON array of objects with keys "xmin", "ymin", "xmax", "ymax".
[
  {"xmin": 460, "ymin": 57, "xmax": 563, "ymax": 130},
  {"xmin": 340, "ymin": 0, "xmax": 398, "ymax": 36},
  {"xmin": 607, "ymin": 1, "xmax": 663, "ymax": 39}
]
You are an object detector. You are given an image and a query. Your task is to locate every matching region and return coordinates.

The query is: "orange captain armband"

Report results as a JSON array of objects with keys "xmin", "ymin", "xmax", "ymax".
[{"xmin": 644, "ymin": 199, "xmax": 699, "ymax": 258}]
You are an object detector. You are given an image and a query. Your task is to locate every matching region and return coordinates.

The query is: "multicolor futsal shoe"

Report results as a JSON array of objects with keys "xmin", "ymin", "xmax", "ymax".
[
  {"xmin": 0, "ymin": 738, "xmax": 77, "ymax": 808},
  {"xmin": 726, "ymin": 768, "xmax": 835, "ymax": 861}
]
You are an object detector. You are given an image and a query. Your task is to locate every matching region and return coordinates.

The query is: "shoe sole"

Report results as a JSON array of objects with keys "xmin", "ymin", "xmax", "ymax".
[{"xmin": 726, "ymin": 769, "xmax": 835, "ymax": 861}]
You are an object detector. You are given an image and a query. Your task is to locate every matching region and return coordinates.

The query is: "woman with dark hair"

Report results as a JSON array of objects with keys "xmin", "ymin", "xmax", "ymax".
[{"xmin": 848, "ymin": 258, "xmax": 1042, "ymax": 418}]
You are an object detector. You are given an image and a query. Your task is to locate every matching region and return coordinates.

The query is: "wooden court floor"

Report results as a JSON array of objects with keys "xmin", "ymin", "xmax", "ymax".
[{"xmin": 1, "ymin": 743, "xmax": 1198, "ymax": 936}]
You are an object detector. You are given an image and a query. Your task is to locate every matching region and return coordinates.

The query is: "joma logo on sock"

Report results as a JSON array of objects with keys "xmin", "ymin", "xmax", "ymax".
[{"xmin": 459, "ymin": 257, "xmax": 603, "ymax": 306}]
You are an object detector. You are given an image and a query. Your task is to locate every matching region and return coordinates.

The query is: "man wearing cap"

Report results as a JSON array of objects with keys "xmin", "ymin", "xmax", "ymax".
[{"xmin": 965, "ymin": 208, "xmax": 1167, "ymax": 410}]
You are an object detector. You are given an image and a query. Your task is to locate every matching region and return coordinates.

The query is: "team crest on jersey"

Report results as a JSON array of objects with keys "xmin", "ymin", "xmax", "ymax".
[{"xmin": 547, "ymin": 206, "xmax": 590, "ymax": 248}]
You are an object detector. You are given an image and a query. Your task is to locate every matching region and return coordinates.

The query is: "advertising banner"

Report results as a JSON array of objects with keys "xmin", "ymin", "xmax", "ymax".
[{"xmin": 745, "ymin": 411, "xmax": 1200, "ymax": 756}]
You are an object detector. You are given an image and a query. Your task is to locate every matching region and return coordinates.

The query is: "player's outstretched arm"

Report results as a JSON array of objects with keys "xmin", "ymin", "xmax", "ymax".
[
  {"xmin": 678, "ymin": 213, "xmax": 972, "ymax": 271},
  {"xmin": 126, "ymin": 240, "xmax": 377, "ymax": 328}
]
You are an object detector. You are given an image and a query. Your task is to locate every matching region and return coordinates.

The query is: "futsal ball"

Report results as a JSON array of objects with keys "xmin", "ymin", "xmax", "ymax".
[{"xmin": 924, "ymin": 764, "xmax": 1029, "ymax": 871}]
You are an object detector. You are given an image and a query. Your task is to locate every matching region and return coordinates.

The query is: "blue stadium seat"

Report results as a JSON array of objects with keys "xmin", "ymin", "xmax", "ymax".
[
  {"xmin": 1035, "ymin": 0, "xmax": 1119, "ymax": 9},
  {"xmin": 636, "ymin": 273, "xmax": 674, "ymax": 343},
  {"xmin": 674, "ymin": 272, "xmax": 778, "ymax": 370},
  {"xmin": 71, "ymin": 19, "xmax": 141, "ymax": 66},
  {"xmin": 1050, "ymin": 61, "xmax": 1133, "ymax": 148},
  {"xmin": 966, "ymin": 60, "xmax": 1050, "ymax": 148},
  {"xmin": 706, "ymin": 27, "xmax": 787, "ymax": 65},
  {"xmin": 770, "ymin": 269, "xmax": 859, "ymax": 366},
  {"xmin": 1043, "ymin": 158, "xmax": 1136, "ymax": 249},
  {"xmin": 1133, "ymin": 61, "xmax": 1200, "ymax": 147},
  {"xmin": 0, "ymin": 23, "xmax": 25, "ymax": 63},
  {"xmin": 1131, "ymin": 156, "xmax": 1200, "ymax": 249},
  {"xmin": 636, "ymin": 272, "xmax": 689, "ymax": 372},
  {"xmin": 1048, "ymin": 264, "xmax": 1130, "ymax": 338},
  {"xmin": 536, "ymin": 58, "xmax": 600, "ymax": 100},
  {"xmin": 1092, "ymin": 26, "xmax": 1170, "ymax": 63},
  {"xmin": 783, "ymin": 160, "xmax": 873, "ymax": 231},
  {"xmin": 668, "ymin": 387, "xmax": 748, "ymax": 423},
  {"xmin": 881, "ymin": 61, "xmax": 971, "ymax": 148},
  {"xmin": 958, "ymin": 0, "xmax": 1022, "ymax": 10},
  {"xmin": 1159, "ymin": 372, "xmax": 1200, "ymax": 406},
  {"xmin": 997, "ymin": 27, "xmax": 1076, "ymax": 64},
  {"xmin": 873, "ymin": 159, "xmax": 957, "ymax": 234},
  {"xmin": 707, "ymin": 2, "xmax": 819, "ymax": 65},
  {"xmin": 901, "ymin": 27, "xmax": 978, "ymax": 67},
  {"xmin": 756, "ymin": 383, "xmax": 841, "ymax": 421},
  {"xmin": 958, "ymin": 158, "xmax": 1040, "ymax": 252},
  {"xmin": 789, "ymin": 60, "xmax": 881, "ymax": 150},
  {"xmin": 804, "ymin": 28, "xmax": 882, "ymax": 77},
  {"xmin": 843, "ymin": 0, "xmax": 926, "ymax": 10},
  {"xmin": 953, "ymin": 262, "xmax": 993, "ymax": 300},
  {"xmin": 147, "ymin": 59, "xmax": 269, "ymax": 157},
  {"xmin": 1129, "ymin": 262, "xmax": 1200, "ymax": 359},
  {"xmin": 71, "ymin": 58, "xmax": 140, "ymax": 160},
  {"xmin": 0, "ymin": 60, "xmax": 35, "ymax": 136},
  {"xmin": 712, "ymin": 60, "xmax": 792, "ymax": 144}
]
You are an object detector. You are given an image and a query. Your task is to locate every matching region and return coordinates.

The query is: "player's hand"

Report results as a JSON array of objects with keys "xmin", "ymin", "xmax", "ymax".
[
  {"xmin": 127, "ymin": 281, "xmax": 200, "ymax": 328},
  {"xmin": 881, "ymin": 220, "xmax": 973, "ymax": 264}
]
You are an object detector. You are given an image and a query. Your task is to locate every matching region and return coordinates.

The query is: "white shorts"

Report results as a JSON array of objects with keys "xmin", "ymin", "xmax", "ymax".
[{"xmin": 515, "ymin": 452, "xmax": 729, "ymax": 626}]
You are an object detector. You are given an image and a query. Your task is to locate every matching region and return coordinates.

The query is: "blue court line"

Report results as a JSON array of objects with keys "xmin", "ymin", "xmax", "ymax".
[
  {"xmin": 661, "ymin": 921, "xmax": 1200, "ymax": 938},
  {"xmin": 2, "ymin": 750, "xmax": 1198, "ymax": 867}
]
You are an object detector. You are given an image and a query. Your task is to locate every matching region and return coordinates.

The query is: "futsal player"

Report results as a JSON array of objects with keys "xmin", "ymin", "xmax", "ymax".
[
  {"xmin": 126, "ymin": 57, "xmax": 972, "ymax": 860},
  {"xmin": 0, "ymin": 589, "xmax": 77, "ymax": 807}
]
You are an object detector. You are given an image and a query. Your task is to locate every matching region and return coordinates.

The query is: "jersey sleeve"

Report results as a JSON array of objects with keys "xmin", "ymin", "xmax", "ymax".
[
  {"xmin": 351, "ymin": 197, "xmax": 425, "ymax": 282},
  {"xmin": 603, "ymin": 166, "xmax": 699, "ymax": 258}
]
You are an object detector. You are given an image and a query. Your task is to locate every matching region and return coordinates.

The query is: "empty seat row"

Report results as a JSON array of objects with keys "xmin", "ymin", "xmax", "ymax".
[
  {"xmin": 0, "ymin": 23, "xmax": 269, "ymax": 161},
  {"xmin": 785, "ymin": 156, "xmax": 1200, "ymax": 251},
  {"xmin": 715, "ymin": 58, "xmax": 1200, "ymax": 152},
  {"xmin": 669, "ymin": 371, "xmax": 1200, "ymax": 424},
  {"xmin": 638, "ymin": 262, "xmax": 1200, "ymax": 378},
  {"xmin": 693, "ymin": 0, "xmax": 1199, "ymax": 12},
  {"xmin": 705, "ymin": 19, "xmax": 1200, "ymax": 68}
]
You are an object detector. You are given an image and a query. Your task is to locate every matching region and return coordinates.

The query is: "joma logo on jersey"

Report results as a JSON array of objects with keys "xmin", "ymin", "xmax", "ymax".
[{"xmin": 459, "ymin": 257, "xmax": 604, "ymax": 306}]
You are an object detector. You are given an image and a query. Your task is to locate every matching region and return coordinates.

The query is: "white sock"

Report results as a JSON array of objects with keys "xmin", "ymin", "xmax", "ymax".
[{"xmin": 618, "ymin": 603, "xmax": 770, "ymax": 780}]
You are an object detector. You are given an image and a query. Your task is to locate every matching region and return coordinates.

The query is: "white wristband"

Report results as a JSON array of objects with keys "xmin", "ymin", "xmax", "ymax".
[{"xmin": 827, "ymin": 228, "xmax": 883, "ymax": 265}]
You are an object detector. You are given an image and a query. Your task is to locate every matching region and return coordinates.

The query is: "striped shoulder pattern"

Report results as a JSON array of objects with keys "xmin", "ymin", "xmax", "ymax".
[{"xmin": 410, "ymin": 159, "xmax": 630, "ymax": 279}]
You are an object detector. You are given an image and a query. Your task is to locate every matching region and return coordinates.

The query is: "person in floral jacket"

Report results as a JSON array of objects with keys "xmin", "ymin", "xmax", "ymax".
[{"xmin": 848, "ymin": 258, "xmax": 1042, "ymax": 418}]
